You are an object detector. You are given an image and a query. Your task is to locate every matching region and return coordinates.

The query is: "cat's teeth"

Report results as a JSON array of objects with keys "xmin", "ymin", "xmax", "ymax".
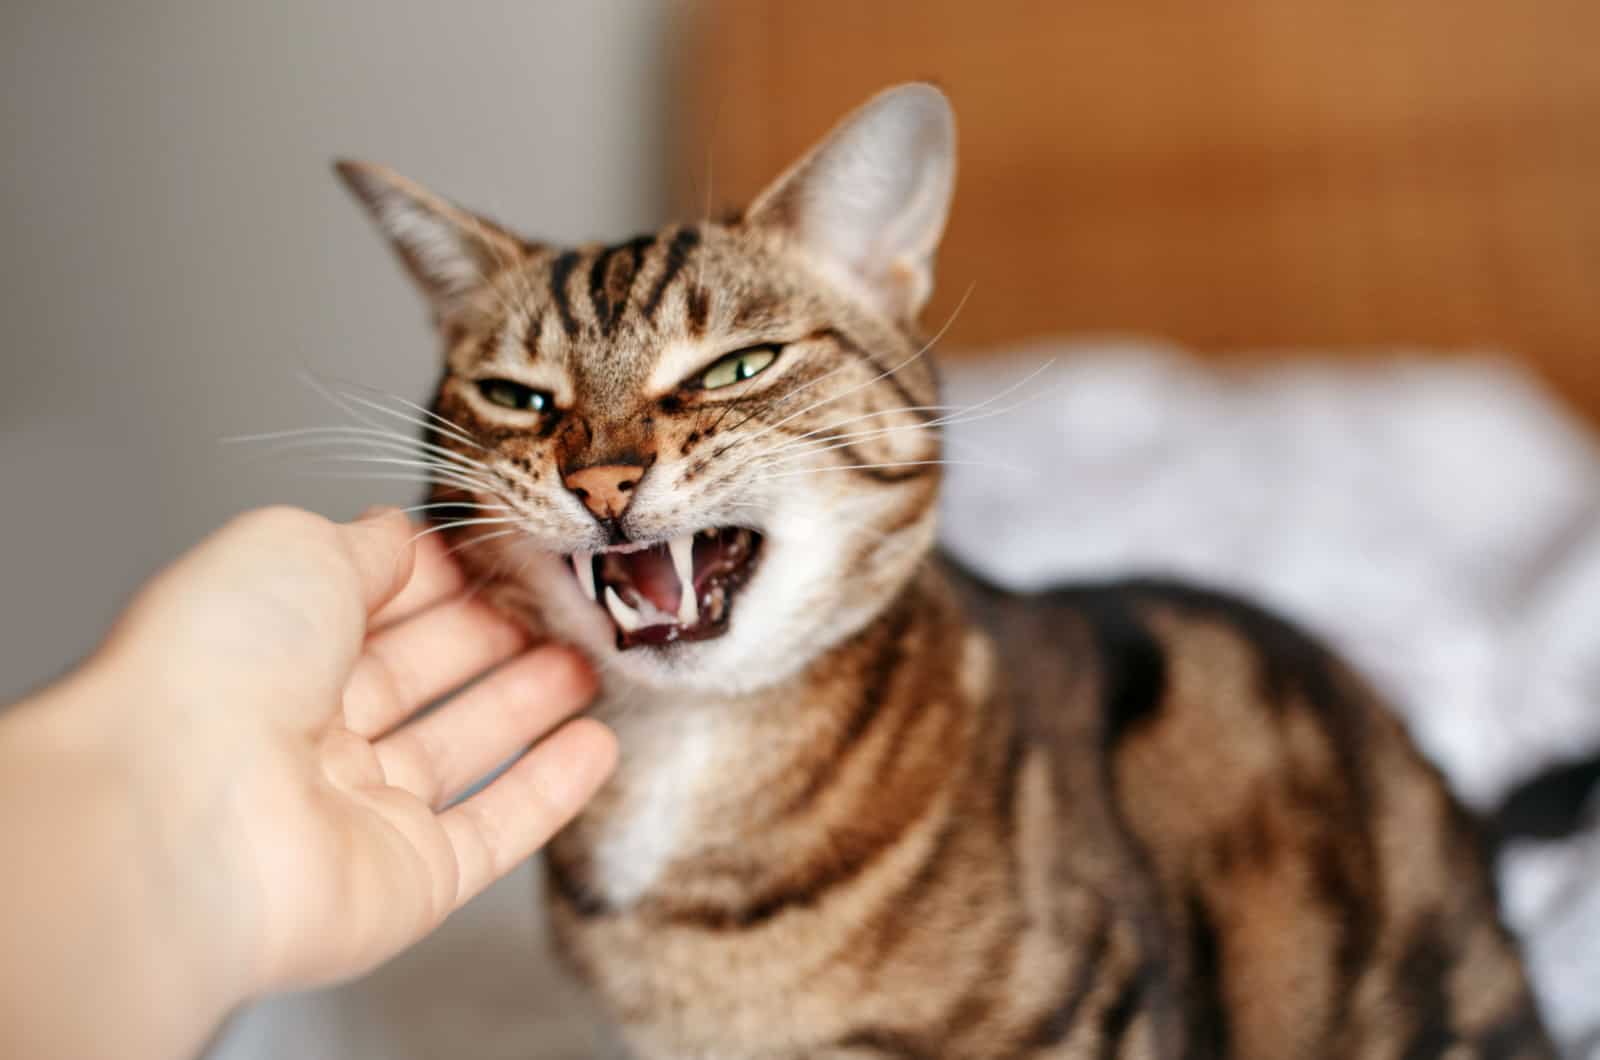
[
  {"xmin": 604, "ymin": 586, "xmax": 644, "ymax": 633},
  {"xmin": 669, "ymin": 534, "xmax": 698, "ymax": 625},
  {"xmin": 572, "ymin": 553, "xmax": 597, "ymax": 602}
]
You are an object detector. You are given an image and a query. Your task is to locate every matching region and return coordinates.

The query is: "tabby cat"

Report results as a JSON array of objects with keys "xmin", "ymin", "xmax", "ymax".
[{"xmin": 338, "ymin": 84, "xmax": 1553, "ymax": 1058}]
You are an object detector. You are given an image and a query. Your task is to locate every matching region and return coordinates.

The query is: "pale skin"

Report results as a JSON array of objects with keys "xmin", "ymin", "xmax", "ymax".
[{"xmin": 0, "ymin": 506, "xmax": 618, "ymax": 1060}]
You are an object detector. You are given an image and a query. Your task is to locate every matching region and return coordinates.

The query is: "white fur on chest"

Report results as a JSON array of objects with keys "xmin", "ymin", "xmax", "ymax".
[{"xmin": 588, "ymin": 700, "xmax": 726, "ymax": 908}]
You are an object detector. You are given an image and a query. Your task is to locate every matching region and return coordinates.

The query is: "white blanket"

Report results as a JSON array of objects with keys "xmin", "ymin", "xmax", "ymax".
[{"xmin": 211, "ymin": 340, "xmax": 1600, "ymax": 1059}]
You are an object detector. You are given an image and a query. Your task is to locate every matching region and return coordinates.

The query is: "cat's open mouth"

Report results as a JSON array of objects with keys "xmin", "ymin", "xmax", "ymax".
[{"xmin": 568, "ymin": 528, "xmax": 762, "ymax": 650}]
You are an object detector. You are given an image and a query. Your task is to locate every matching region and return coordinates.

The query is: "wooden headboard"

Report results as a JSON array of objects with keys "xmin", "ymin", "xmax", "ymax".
[{"xmin": 679, "ymin": 0, "xmax": 1600, "ymax": 424}]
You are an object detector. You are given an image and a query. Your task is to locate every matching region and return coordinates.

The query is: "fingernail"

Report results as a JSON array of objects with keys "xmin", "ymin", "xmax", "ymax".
[{"xmin": 355, "ymin": 505, "xmax": 400, "ymax": 524}]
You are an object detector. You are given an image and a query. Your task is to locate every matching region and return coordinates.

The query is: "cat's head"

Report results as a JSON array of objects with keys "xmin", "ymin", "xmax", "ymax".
[{"xmin": 338, "ymin": 84, "xmax": 956, "ymax": 695}]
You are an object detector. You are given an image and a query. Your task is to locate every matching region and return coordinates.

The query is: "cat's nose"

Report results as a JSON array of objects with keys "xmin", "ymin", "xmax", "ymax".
[{"xmin": 563, "ymin": 463, "xmax": 644, "ymax": 521}]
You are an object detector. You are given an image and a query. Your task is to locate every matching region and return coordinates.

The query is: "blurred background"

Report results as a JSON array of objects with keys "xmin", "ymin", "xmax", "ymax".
[
  {"xmin": 685, "ymin": 0, "xmax": 1600, "ymax": 408},
  {"xmin": 4, "ymin": 2, "xmax": 1600, "ymax": 1057},
  {"xmin": 1, "ymin": 0, "xmax": 675, "ymax": 700}
]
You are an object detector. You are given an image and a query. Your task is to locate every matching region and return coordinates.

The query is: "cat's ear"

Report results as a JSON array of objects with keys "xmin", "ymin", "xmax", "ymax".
[
  {"xmin": 745, "ymin": 83, "xmax": 956, "ymax": 322},
  {"xmin": 335, "ymin": 160, "xmax": 525, "ymax": 319}
]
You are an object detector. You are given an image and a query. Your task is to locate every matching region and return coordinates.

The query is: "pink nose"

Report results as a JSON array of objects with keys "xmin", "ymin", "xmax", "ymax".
[{"xmin": 563, "ymin": 463, "xmax": 643, "ymax": 520}]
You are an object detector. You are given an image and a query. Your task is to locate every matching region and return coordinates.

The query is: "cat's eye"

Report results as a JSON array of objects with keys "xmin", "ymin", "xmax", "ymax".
[
  {"xmin": 700, "ymin": 345, "xmax": 780, "ymax": 391},
  {"xmin": 477, "ymin": 379, "xmax": 552, "ymax": 412}
]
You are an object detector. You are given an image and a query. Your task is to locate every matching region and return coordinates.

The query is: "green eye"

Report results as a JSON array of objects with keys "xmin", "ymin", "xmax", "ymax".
[
  {"xmin": 700, "ymin": 345, "xmax": 779, "ymax": 390},
  {"xmin": 477, "ymin": 379, "xmax": 551, "ymax": 412}
]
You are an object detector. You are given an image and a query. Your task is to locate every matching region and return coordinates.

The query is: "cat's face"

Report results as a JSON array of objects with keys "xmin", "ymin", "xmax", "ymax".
[{"xmin": 340, "ymin": 85, "xmax": 956, "ymax": 694}]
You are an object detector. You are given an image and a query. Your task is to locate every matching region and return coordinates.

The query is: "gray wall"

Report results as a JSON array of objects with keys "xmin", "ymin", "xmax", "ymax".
[{"xmin": 1, "ymin": 1, "xmax": 676, "ymax": 698}]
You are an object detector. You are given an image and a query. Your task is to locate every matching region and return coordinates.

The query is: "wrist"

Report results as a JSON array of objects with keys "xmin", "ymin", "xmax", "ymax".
[{"xmin": 0, "ymin": 655, "xmax": 256, "ymax": 1057}]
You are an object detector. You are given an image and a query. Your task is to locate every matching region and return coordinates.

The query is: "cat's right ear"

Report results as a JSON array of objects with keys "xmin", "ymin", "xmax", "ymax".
[
  {"xmin": 334, "ymin": 160, "xmax": 525, "ymax": 320},
  {"xmin": 745, "ymin": 83, "xmax": 956, "ymax": 323}
]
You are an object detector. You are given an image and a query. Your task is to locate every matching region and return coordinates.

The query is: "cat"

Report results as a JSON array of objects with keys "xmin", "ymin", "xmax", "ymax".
[{"xmin": 337, "ymin": 84, "xmax": 1554, "ymax": 1058}]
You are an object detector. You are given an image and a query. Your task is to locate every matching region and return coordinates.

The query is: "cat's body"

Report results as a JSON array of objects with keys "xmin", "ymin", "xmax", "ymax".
[
  {"xmin": 338, "ymin": 85, "xmax": 1554, "ymax": 1057},
  {"xmin": 545, "ymin": 563, "xmax": 1547, "ymax": 1058}
]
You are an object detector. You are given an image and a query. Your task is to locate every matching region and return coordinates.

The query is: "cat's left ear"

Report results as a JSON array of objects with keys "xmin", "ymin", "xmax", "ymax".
[
  {"xmin": 335, "ymin": 160, "xmax": 525, "ymax": 321},
  {"xmin": 745, "ymin": 83, "xmax": 956, "ymax": 322}
]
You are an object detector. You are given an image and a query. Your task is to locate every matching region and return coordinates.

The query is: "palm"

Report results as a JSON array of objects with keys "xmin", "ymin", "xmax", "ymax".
[{"xmin": 166, "ymin": 510, "xmax": 612, "ymax": 995}]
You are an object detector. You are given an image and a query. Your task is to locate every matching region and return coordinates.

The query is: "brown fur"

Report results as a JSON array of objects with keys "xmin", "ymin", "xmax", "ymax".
[
  {"xmin": 542, "ymin": 569, "xmax": 1551, "ymax": 1058},
  {"xmin": 336, "ymin": 85, "xmax": 1554, "ymax": 1058}
]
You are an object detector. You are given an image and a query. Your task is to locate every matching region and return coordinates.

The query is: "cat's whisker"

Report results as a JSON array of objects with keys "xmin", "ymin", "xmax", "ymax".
[
  {"xmin": 898, "ymin": 368, "xmax": 1069, "ymax": 439},
  {"xmin": 450, "ymin": 538, "xmax": 528, "ymax": 607},
  {"xmin": 332, "ymin": 390, "xmax": 485, "ymax": 453},
  {"xmin": 452, "ymin": 556, "xmax": 620, "ymax": 681},
  {"xmin": 325, "ymin": 380, "xmax": 485, "ymax": 452},
  {"xmin": 753, "ymin": 458, "xmax": 1031, "ymax": 482},
  {"xmin": 701, "ymin": 343, "xmax": 913, "ymax": 450},
  {"xmin": 289, "ymin": 469, "xmax": 494, "ymax": 488},
  {"xmin": 306, "ymin": 374, "xmax": 487, "ymax": 452},
  {"xmin": 724, "ymin": 285, "xmax": 968, "ymax": 437},
  {"xmin": 708, "ymin": 363, "xmax": 873, "ymax": 450},
  {"xmin": 710, "ymin": 496, "xmax": 915, "ymax": 545},
  {"xmin": 400, "ymin": 500, "xmax": 514, "ymax": 516},
  {"xmin": 293, "ymin": 372, "xmax": 473, "ymax": 458},
  {"xmin": 747, "ymin": 431, "xmax": 1003, "ymax": 470},
  {"xmin": 232, "ymin": 437, "xmax": 503, "ymax": 493},
  {"xmin": 300, "ymin": 369, "xmax": 429, "ymax": 442},
  {"xmin": 291, "ymin": 461, "xmax": 505, "ymax": 497},
  {"xmin": 225, "ymin": 425, "xmax": 494, "ymax": 476},
  {"xmin": 440, "ymin": 526, "xmax": 523, "ymax": 559},
  {"xmin": 285, "ymin": 449, "xmax": 500, "ymax": 484},
  {"xmin": 716, "ymin": 282, "xmax": 975, "ymax": 456},
  {"xmin": 751, "ymin": 418, "xmax": 952, "ymax": 463},
  {"xmin": 764, "ymin": 404, "xmax": 965, "ymax": 450},
  {"xmin": 408, "ymin": 516, "xmax": 523, "ymax": 543},
  {"xmin": 749, "ymin": 388, "xmax": 1055, "ymax": 467},
  {"xmin": 743, "ymin": 369, "xmax": 1066, "ymax": 473},
  {"xmin": 766, "ymin": 359, "xmax": 1059, "ymax": 456},
  {"xmin": 239, "ymin": 437, "xmax": 495, "ymax": 483}
]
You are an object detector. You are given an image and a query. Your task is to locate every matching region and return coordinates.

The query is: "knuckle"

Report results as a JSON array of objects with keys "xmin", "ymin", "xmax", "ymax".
[
  {"xmin": 235, "ymin": 504, "xmax": 329, "ymax": 540},
  {"xmin": 534, "ymin": 646, "xmax": 596, "ymax": 702},
  {"xmin": 347, "ymin": 652, "xmax": 404, "ymax": 733},
  {"xmin": 369, "ymin": 643, "xmax": 419, "ymax": 706},
  {"xmin": 458, "ymin": 799, "xmax": 505, "ymax": 870},
  {"xmin": 392, "ymin": 737, "xmax": 442, "ymax": 806},
  {"xmin": 523, "ymin": 767, "xmax": 572, "ymax": 827},
  {"xmin": 464, "ymin": 599, "xmax": 529, "ymax": 654}
]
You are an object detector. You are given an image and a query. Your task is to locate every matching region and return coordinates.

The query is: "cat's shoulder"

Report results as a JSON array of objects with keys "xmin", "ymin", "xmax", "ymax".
[
  {"xmin": 937, "ymin": 556, "xmax": 1382, "ymax": 750},
  {"xmin": 941, "ymin": 557, "xmax": 1337, "ymax": 673}
]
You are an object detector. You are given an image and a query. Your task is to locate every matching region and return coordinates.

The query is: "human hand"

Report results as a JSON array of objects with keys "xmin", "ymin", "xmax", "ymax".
[{"xmin": 1, "ymin": 506, "xmax": 614, "ymax": 1057}]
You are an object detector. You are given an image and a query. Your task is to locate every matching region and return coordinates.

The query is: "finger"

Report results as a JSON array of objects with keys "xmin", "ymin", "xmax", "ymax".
[
  {"xmin": 133, "ymin": 506, "xmax": 416, "ymax": 668},
  {"xmin": 335, "ymin": 507, "xmax": 419, "ymax": 617},
  {"xmin": 369, "ymin": 531, "xmax": 467, "ymax": 631},
  {"xmin": 374, "ymin": 645, "xmax": 596, "ymax": 807},
  {"xmin": 440, "ymin": 717, "xmax": 617, "ymax": 907},
  {"xmin": 342, "ymin": 596, "xmax": 528, "ymax": 738}
]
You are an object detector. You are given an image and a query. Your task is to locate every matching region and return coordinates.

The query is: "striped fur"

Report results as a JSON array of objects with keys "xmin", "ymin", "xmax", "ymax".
[
  {"xmin": 540, "ymin": 569, "xmax": 1552, "ymax": 1058},
  {"xmin": 338, "ymin": 85, "xmax": 1553, "ymax": 1058}
]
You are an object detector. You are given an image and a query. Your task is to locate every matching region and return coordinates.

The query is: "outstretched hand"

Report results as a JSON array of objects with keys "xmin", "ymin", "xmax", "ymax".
[{"xmin": 0, "ymin": 506, "xmax": 615, "ymax": 1060}]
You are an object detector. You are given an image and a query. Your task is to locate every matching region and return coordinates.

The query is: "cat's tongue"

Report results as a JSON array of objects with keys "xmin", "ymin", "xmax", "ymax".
[
  {"xmin": 602, "ymin": 545, "xmax": 681, "ymax": 617},
  {"xmin": 581, "ymin": 528, "xmax": 762, "ymax": 648}
]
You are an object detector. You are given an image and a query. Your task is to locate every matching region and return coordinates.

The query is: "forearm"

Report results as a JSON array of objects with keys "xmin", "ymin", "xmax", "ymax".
[{"xmin": 0, "ymin": 658, "xmax": 245, "ymax": 1060}]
